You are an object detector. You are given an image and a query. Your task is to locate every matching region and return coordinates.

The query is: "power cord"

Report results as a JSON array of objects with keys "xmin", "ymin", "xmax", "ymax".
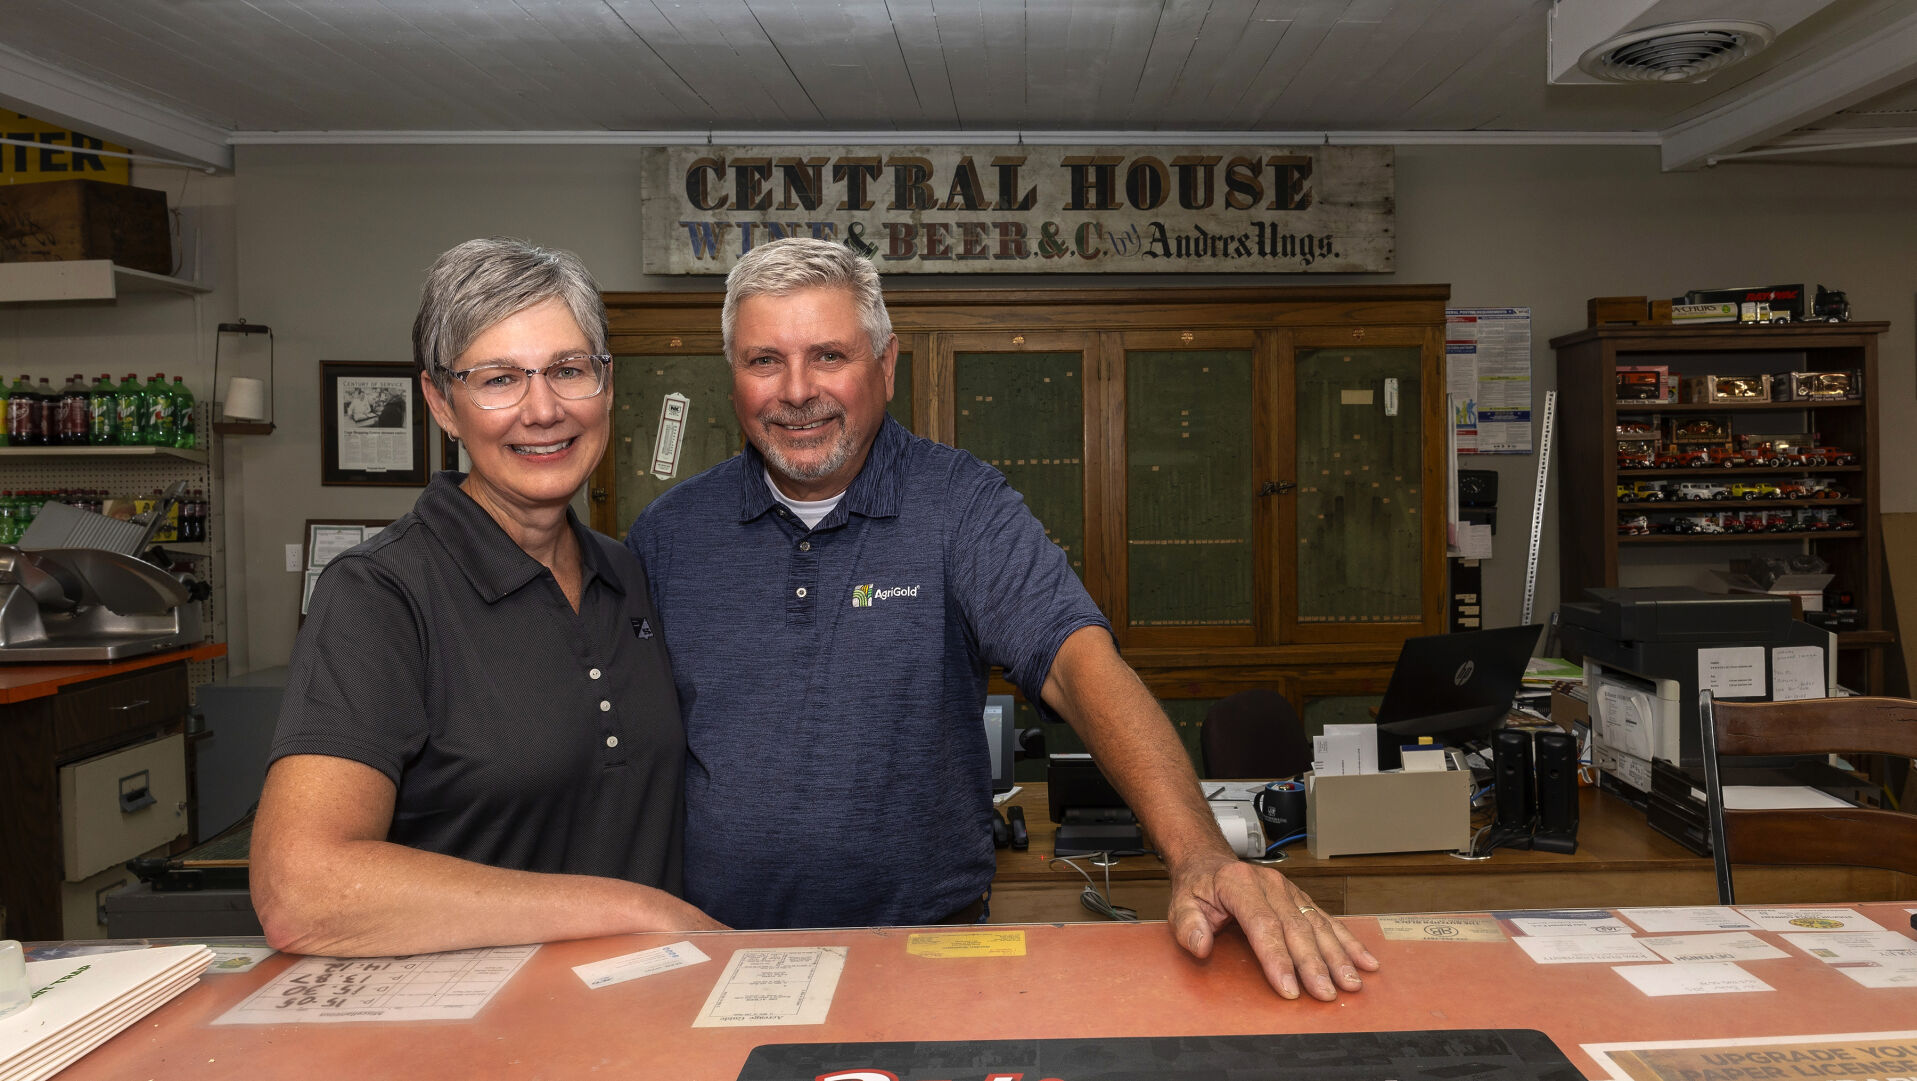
[{"xmin": 1047, "ymin": 854, "xmax": 1137, "ymax": 922}]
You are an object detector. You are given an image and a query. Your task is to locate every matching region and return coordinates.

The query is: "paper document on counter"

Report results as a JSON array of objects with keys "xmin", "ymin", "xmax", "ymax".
[
  {"xmin": 214, "ymin": 945, "xmax": 536, "ymax": 1024},
  {"xmin": 693, "ymin": 947, "xmax": 845, "ymax": 1028},
  {"xmin": 1612, "ymin": 962, "xmax": 1773, "ymax": 997}
]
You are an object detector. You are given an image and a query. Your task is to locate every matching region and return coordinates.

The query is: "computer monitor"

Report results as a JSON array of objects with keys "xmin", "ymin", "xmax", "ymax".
[
  {"xmin": 982, "ymin": 694, "xmax": 1016, "ymax": 794},
  {"xmin": 1046, "ymin": 753, "xmax": 1145, "ymax": 856},
  {"xmin": 1375, "ymin": 624, "xmax": 1543, "ymax": 758}
]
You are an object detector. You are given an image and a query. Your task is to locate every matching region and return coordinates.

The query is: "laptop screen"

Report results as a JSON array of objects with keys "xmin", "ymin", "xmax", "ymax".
[{"xmin": 1375, "ymin": 624, "xmax": 1543, "ymax": 738}]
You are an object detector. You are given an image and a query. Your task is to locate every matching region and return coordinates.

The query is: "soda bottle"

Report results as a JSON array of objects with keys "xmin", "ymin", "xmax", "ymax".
[
  {"xmin": 58, "ymin": 374, "xmax": 90, "ymax": 446},
  {"xmin": 0, "ymin": 492, "xmax": 14, "ymax": 545},
  {"xmin": 115, "ymin": 373, "xmax": 144, "ymax": 445},
  {"xmin": 171, "ymin": 376, "xmax": 196, "ymax": 449},
  {"xmin": 145, "ymin": 374, "xmax": 176, "ymax": 446},
  {"xmin": 88, "ymin": 374, "xmax": 116, "ymax": 445},
  {"xmin": 3, "ymin": 376, "xmax": 30, "ymax": 446},
  {"xmin": 0, "ymin": 379, "xmax": 8, "ymax": 448},
  {"xmin": 33, "ymin": 378, "xmax": 55, "ymax": 446}
]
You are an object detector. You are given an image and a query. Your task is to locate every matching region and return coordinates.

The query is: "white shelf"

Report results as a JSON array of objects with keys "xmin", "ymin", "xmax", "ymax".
[
  {"xmin": 0, "ymin": 445, "xmax": 208, "ymax": 464},
  {"xmin": 0, "ymin": 260, "xmax": 209, "ymax": 302}
]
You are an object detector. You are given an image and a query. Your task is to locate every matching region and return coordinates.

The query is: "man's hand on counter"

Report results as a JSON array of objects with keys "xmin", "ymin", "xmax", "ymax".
[{"xmin": 1165, "ymin": 854, "xmax": 1379, "ymax": 1001}]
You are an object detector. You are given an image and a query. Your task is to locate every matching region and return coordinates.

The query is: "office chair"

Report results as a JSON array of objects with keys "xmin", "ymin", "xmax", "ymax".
[
  {"xmin": 1699, "ymin": 691, "xmax": 1917, "ymax": 904},
  {"xmin": 1201, "ymin": 689, "xmax": 1312, "ymax": 779}
]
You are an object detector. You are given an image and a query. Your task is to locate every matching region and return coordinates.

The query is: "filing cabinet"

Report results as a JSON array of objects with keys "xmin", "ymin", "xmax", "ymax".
[{"xmin": 0, "ymin": 658, "xmax": 194, "ymax": 940}]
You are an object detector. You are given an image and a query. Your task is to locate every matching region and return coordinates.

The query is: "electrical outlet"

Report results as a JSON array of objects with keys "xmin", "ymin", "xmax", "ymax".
[{"xmin": 285, "ymin": 543, "xmax": 303, "ymax": 572}]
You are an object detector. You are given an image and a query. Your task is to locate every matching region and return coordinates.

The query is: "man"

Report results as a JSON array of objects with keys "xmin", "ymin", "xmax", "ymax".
[{"xmin": 627, "ymin": 238, "xmax": 1377, "ymax": 1001}]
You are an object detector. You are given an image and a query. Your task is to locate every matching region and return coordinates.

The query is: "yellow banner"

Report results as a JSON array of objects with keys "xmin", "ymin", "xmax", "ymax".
[
  {"xmin": 2, "ymin": 111, "xmax": 130, "ymax": 185},
  {"xmin": 905, "ymin": 931, "xmax": 1027, "ymax": 958},
  {"xmin": 1602, "ymin": 1036, "xmax": 1917, "ymax": 1081}
]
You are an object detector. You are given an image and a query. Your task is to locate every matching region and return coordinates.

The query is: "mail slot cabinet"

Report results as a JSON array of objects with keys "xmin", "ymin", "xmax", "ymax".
[{"xmin": 0, "ymin": 655, "xmax": 196, "ymax": 940}]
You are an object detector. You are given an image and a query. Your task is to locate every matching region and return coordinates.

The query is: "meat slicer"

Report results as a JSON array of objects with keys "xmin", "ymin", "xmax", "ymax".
[{"xmin": 0, "ymin": 484, "xmax": 205, "ymax": 661}]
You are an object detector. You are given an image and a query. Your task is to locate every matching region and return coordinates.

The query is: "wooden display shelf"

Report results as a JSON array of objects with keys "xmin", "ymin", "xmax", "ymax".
[
  {"xmin": 1618, "ymin": 530, "xmax": 1862, "ymax": 543},
  {"xmin": 1614, "ymin": 399, "xmax": 1865, "ymax": 411}
]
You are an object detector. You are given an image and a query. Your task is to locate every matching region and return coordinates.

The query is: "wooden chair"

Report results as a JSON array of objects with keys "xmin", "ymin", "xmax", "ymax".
[
  {"xmin": 1699, "ymin": 691, "xmax": 1917, "ymax": 904},
  {"xmin": 1201, "ymin": 689, "xmax": 1312, "ymax": 780}
]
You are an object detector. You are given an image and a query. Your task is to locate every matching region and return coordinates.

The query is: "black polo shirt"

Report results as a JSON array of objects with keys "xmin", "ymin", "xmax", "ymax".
[{"xmin": 271, "ymin": 472, "xmax": 684, "ymax": 893}]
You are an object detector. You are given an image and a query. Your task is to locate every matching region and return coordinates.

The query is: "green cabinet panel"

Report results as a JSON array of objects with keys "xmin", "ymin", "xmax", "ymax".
[
  {"xmin": 1294, "ymin": 346, "xmax": 1423, "ymax": 623},
  {"xmin": 1125, "ymin": 350, "xmax": 1255, "ymax": 629},
  {"xmin": 887, "ymin": 351, "xmax": 913, "ymax": 430},
  {"xmin": 612, "ymin": 353, "xmax": 739, "ymax": 530},
  {"xmin": 953, "ymin": 352, "xmax": 1085, "ymax": 578}
]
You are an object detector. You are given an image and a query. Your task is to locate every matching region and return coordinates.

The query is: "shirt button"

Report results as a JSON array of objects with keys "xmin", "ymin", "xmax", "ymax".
[
  {"xmin": 606, "ymin": 735, "xmax": 619, "ymax": 748},
  {"xmin": 599, "ymin": 700, "xmax": 612, "ymax": 712},
  {"xmin": 798, "ymin": 541, "xmax": 810, "ymax": 551},
  {"xmin": 589, "ymin": 668, "xmax": 602, "ymax": 680},
  {"xmin": 795, "ymin": 587, "xmax": 807, "ymax": 598}
]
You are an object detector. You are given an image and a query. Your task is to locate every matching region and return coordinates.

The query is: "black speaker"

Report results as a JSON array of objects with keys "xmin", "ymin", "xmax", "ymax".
[
  {"xmin": 1532, "ymin": 730, "xmax": 1580, "ymax": 854},
  {"xmin": 1483, "ymin": 728, "xmax": 1535, "ymax": 853}
]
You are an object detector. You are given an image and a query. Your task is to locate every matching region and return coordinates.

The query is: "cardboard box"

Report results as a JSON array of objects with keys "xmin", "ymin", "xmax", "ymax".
[
  {"xmin": 1684, "ymin": 374, "xmax": 1771, "ymax": 404},
  {"xmin": 1771, "ymin": 370, "xmax": 1861, "ymax": 401},
  {"xmin": 1305, "ymin": 753, "xmax": 1471, "ymax": 858},
  {"xmin": 0, "ymin": 179, "xmax": 172, "ymax": 274},
  {"xmin": 1686, "ymin": 284, "xmax": 1809, "ymax": 322},
  {"xmin": 1588, "ymin": 296, "xmax": 1650, "ymax": 326},
  {"xmin": 1671, "ymin": 301, "xmax": 1738, "ymax": 324}
]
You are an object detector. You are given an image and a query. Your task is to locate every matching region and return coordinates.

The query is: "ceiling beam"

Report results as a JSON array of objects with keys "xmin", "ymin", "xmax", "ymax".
[
  {"xmin": 1659, "ymin": 6, "xmax": 1917, "ymax": 171},
  {"xmin": 0, "ymin": 44, "xmax": 231, "ymax": 172}
]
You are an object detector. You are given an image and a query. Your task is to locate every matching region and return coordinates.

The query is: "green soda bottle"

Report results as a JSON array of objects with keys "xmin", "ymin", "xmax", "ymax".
[
  {"xmin": 144, "ymin": 373, "xmax": 176, "ymax": 446},
  {"xmin": 115, "ymin": 373, "xmax": 144, "ymax": 445},
  {"xmin": 0, "ymin": 380, "xmax": 9, "ymax": 448},
  {"xmin": 170, "ymin": 376, "xmax": 196, "ymax": 449},
  {"xmin": 89, "ymin": 373, "xmax": 116, "ymax": 445}
]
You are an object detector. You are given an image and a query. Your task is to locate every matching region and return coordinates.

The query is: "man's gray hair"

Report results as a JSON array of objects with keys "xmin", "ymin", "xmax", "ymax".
[
  {"xmin": 721, "ymin": 238, "xmax": 892, "ymax": 363},
  {"xmin": 412, "ymin": 237, "xmax": 607, "ymax": 394}
]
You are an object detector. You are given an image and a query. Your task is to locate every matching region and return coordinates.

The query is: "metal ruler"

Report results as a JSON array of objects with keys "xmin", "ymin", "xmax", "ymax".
[{"xmin": 1521, "ymin": 389, "xmax": 1558, "ymax": 627}]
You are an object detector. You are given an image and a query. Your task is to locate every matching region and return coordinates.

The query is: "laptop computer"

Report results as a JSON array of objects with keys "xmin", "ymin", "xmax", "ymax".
[{"xmin": 1374, "ymin": 624, "xmax": 1543, "ymax": 741}]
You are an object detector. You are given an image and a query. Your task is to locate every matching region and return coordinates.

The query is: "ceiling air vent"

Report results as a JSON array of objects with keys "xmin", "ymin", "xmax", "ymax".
[{"xmin": 1577, "ymin": 20, "xmax": 1776, "ymax": 82}]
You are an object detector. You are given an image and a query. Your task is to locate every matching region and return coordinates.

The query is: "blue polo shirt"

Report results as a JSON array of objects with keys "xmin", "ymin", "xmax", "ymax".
[{"xmin": 627, "ymin": 416, "xmax": 1107, "ymax": 928}]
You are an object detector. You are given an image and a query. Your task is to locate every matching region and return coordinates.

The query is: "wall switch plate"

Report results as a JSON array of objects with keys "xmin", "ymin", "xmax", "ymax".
[{"xmin": 285, "ymin": 544, "xmax": 303, "ymax": 572}]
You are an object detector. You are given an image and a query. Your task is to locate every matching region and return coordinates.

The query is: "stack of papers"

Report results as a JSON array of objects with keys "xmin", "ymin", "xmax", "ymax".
[
  {"xmin": 1523, "ymin": 657, "xmax": 1585, "ymax": 688},
  {"xmin": 2, "ymin": 943, "xmax": 214, "ymax": 1081}
]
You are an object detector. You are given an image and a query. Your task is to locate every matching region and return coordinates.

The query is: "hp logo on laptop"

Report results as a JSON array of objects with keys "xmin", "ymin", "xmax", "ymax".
[{"xmin": 1453, "ymin": 660, "xmax": 1475, "ymax": 686}]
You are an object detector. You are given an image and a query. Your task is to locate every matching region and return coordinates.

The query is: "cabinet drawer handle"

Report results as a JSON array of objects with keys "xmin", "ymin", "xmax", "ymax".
[
  {"xmin": 112, "ymin": 699, "xmax": 152, "ymax": 712},
  {"xmin": 119, "ymin": 769, "xmax": 156, "ymax": 813}
]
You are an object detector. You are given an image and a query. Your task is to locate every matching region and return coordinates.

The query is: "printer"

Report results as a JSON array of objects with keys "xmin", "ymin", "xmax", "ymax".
[
  {"xmin": 0, "ymin": 493, "xmax": 205, "ymax": 662},
  {"xmin": 1560, "ymin": 587, "xmax": 1833, "ymax": 776}
]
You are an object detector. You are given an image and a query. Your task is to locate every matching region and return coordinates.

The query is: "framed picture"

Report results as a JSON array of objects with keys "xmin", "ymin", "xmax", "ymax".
[
  {"xmin": 301, "ymin": 518, "xmax": 393, "ymax": 623},
  {"xmin": 320, "ymin": 360, "xmax": 429, "ymax": 486}
]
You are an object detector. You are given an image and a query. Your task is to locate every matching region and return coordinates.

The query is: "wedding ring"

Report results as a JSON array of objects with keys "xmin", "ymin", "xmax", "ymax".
[{"xmin": 1298, "ymin": 906, "xmax": 1317, "ymax": 915}]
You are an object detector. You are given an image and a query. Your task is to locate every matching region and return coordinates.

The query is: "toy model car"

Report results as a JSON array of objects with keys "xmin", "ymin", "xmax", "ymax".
[
  {"xmin": 1762, "ymin": 512, "xmax": 1793, "ymax": 532},
  {"xmin": 1677, "ymin": 481, "xmax": 1730, "ymax": 501},
  {"xmin": 1634, "ymin": 480, "xmax": 1671, "ymax": 502},
  {"xmin": 1617, "ymin": 447, "xmax": 1658, "ymax": 469},
  {"xmin": 1729, "ymin": 481, "xmax": 1780, "ymax": 500},
  {"xmin": 1671, "ymin": 514, "xmax": 1725, "ymax": 535},
  {"xmin": 1783, "ymin": 449, "xmax": 1828, "ymax": 467},
  {"xmin": 1617, "ymin": 514, "xmax": 1652, "ymax": 536},
  {"xmin": 1814, "ymin": 447, "xmax": 1857, "ymax": 466}
]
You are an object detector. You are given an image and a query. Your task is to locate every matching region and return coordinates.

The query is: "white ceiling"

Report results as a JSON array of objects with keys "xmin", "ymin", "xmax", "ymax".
[{"xmin": 2, "ymin": 0, "xmax": 1915, "ymax": 173}]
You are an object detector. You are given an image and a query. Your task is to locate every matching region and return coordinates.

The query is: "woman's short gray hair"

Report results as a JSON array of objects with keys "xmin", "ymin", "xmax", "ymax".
[
  {"xmin": 412, "ymin": 237, "xmax": 607, "ymax": 394},
  {"xmin": 721, "ymin": 238, "xmax": 892, "ymax": 363}
]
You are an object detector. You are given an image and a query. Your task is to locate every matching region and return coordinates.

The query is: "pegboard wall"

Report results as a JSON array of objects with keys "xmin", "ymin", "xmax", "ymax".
[{"xmin": 0, "ymin": 402, "xmax": 228, "ymax": 691}]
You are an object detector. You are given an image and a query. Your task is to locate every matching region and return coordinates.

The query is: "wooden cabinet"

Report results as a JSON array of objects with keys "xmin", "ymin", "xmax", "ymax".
[
  {"xmin": 0, "ymin": 654, "xmax": 202, "ymax": 940},
  {"xmin": 1550, "ymin": 322, "xmax": 1889, "ymax": 693},
  {"xmin": 600, "ymin": 285, "xmax": 1450, "ymax": 740}
]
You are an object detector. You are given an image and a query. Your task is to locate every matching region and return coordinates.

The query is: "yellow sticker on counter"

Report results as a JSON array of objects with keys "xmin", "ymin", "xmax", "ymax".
[{"xmin": 905, "ymin": 931, "xmax": 1027, "ymax": 958}]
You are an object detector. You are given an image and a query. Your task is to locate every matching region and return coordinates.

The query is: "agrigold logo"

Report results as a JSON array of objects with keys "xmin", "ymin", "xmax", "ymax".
[{"xmin": 851, "ymin": 583, "xmax": 920, "ymax": 607}]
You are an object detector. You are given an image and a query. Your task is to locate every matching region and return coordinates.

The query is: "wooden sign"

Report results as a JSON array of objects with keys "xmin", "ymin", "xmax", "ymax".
[{"xmin": 641, "ymin": 145, "xmax": 1393, "ymax": 275}]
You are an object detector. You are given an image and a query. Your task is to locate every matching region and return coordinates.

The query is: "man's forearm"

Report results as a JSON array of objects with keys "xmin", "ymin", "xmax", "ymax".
[{"xmin": 1038, "ymin": 626, "xmax": 1235, "ymax": 875}]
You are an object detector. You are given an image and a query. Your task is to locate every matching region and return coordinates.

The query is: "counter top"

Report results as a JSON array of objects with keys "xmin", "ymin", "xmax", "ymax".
[{"xmin": 0, "ymin": 642, "xmax": 227, "ymax": 704}]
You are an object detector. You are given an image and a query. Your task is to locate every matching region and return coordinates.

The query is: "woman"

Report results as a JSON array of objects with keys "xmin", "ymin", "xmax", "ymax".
[{"xmin": 253, "ymin": 237, "xmax": 721, "ymax": 956}]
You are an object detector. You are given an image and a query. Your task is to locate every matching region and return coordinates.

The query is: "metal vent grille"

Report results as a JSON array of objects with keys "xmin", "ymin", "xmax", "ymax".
[{"xmin": 1579, "ymin": 20, "xmax": 1775, "ymax": 83}]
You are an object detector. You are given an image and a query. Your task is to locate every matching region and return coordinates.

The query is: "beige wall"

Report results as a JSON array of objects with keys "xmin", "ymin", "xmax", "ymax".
[{"xmin": 202, "ymin": 143, "xmax": 1908, "ymax": 671}]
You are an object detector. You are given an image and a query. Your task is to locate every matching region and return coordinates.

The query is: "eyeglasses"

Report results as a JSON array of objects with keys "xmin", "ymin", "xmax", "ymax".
[{"xmin": 444, "ymin": 354, "xmax": 612, "ymax": 410}]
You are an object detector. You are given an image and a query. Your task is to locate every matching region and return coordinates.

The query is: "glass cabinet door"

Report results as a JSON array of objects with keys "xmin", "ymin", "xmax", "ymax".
[
  {"xmin": 1283, "ymin": 332, "xmax": 1430, "ymax": 642},
  {"xmin": 942, "ymin": 332, "xmax": 1093, "ymax": 582},
  {"xmin": 1121, "ymin": 332, "xmax": 1258, "ymax": 646},
  {"xmin": 606, "ymin": 343, "xmax": 739, "ymax": 535}
]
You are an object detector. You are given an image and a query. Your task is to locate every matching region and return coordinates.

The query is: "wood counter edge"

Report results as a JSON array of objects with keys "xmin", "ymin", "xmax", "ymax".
[{"xmin": 0, "ymin": 642, "xmax": 227, "ymax": 704}]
